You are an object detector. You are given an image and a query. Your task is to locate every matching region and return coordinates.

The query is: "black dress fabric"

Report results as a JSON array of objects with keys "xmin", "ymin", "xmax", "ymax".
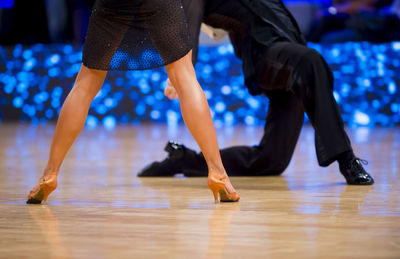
[{"xmin": 82, "ymin": 0, "xmax": 193, "ymax": 71}]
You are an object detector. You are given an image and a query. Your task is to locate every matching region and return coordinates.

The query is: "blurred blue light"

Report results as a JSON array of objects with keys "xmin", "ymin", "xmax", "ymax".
[
  {"xmin": 135, "ymin": 103, "xmax": 146, "ymax": 116},
  {"xmin": 246, "ymin": 97, "xmax": 260, "ymax": 109},
  {"xmin": 150, "ymin": 110, "xmax": 161, "ymax": 120},
  {"xmin": 23, "ymin": 58, "xmax": 36, "ymax": 71},
  {"xmin": 340, "ymin": 83, "xmax": 351, "ymax": 96},
  {"xmin": 17, "ymin": 72, "xmax": 32, "ymax": 82},
  {"xmin": 391, "ymin": 103, "xmax": 399, "ymax": 113},
  {"xmin": 354, "ymin": 110, "xmax": 370, "ymax": 126},
  {"xmin": 103, "ymin": 115, "xmax": 117, "ymax": 130},
  {"xmin": 51, "ymin": 99, "xmax": 60, "ymax": 108},
  {"xmin": 388, "ymin": 82, "xmax": 396, "ymax": 94},
  {"xmin": 22, "ymin": 50, "xmax": 33, "ymax": 59},
  {"xmin": 372, "ymin": 100, "xmax": 381, "ymax": 109},
  {"xmin": 362, "ymin": 78, "xmax": 371, "ymax": 88},
  {"xmin": 95, "ymin": 104, "xmax": 107, "ymax": 115},
  {"xmin": 52, "ymin": 87, "xmax": 63, "ymax": 98},
  {"xmin": 198, "ymin": 52, "xmax": 210, "ymax": 62},
  {"xmin": 138, "ymin": 79, "xmax": 151, "ymax": 94},
  {"xmin": 214, "ymin": 60, "xmax": 228, "ymax": 72},
  {"xmin": 392, "ymin": 42, "xmax": 400, "ymax": 51},
  {"xmin": 333, "ymin": 91, "xmax": 340, "ymax": 103},
  {"xmin": 12, "ymin": 97, "xmax": 23, "ymax": 108},
  {"xmin": 221, "ymin": 85, "xmax": 231, "ymax": 95},
  {"xmin": 244, "ymin": 115, "xmax": 255, "ymax": 126},
  {"xmin": 17, "ymin": 83, "xmax": 28, "ymax": 93},
  {"xmin": 151, "ymin": 72, "xmax": 161, "ymax": 82},
  {"xmin": 215, "ymin": 101, "xmax": 226, "ymax": 113},
  {"xmin": 166, "ymin": 110, "xmax": 179, "ymax": 125},
  {"xmin": 86, "ymin": 115, "xmax": 98, "ymax": 129},
  {"xmin": 104, "ymin": 98, "xmax": 115, "ymax": 108},
  {"xmin": 46, "ymin": 54, "xmax": 61, "ymax": 67},
  {"xmin": 12, "ymin": 44, "xmax": 22, "ymax": 58},
  {"xmin": 45, "ymin": 109, "xmax": 54, "ymax": 119},
  {"xmin": 62, "ymin": 45, "xmax": 73, "ymax": 54},
  {"xmin": 34, "ymin": 92, "xmax": 49, "ymax": 103},
  {"xmin": 154, "ymin": 91, "xmax": 164, "ymax": 100},
  {"xmin": 23, "ymin": 104, "xmax": 36, "ymax": 117},
  {"xmin": 341, "ymin": 65, "xmax": 354, "ymax": 74},
  {"xmin": 145, "ymin": 96, "xmax": 155, "ymax": 105},
  {"xmin": 331, "ymin": 48, "xmax": 340, "ymax": 58},
  {"xmin": 202, "ymin": 64, "xmax": 212, "ymax": 75},
  {"xmin": 224, "ymin": 111, "xmax": 235, "ymax": 126},
  {"xmin": 114, "ymin": 92, "xmax": 124, "ymax": 101}
]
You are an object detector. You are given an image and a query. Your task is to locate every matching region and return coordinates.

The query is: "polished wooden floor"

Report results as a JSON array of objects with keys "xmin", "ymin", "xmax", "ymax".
[{"xmin": 0, "ymin": 123, "xmax": 399, "ymax": 258}]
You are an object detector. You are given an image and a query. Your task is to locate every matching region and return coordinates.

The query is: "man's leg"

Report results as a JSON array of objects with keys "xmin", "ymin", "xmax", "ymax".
[
  {"xmin": 246, "ymin": 91, "xmax": 304, "ymax": 175},
  {"xmin": 255, "ymin": 41, "xmax": 373, "ymax": 184},
  {"xmin": 255, "ymin": 42, "xmax": 352, "ymax": 166},
  {"xmin": 138, "ymin": 91, "xmax": 304, "ymax": 177}
]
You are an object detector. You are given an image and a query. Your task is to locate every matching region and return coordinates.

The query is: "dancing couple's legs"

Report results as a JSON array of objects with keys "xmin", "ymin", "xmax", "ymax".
[
  {"xmin": 27, "ymin": 51, "xmax": 239, "ymax": 204},
  {"xmin": 140, "ymin": 42, "xmax": 373, "ymax": 185}
]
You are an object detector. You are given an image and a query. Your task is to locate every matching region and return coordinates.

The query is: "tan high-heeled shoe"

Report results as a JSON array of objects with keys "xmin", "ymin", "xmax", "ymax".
[
  {"xmin": 207, "ymin": 176, "xmax": 240, "ymax": 203},
  {"xmin": 27, "ymin": 174, "xmax": 58, "ymax": 204}
]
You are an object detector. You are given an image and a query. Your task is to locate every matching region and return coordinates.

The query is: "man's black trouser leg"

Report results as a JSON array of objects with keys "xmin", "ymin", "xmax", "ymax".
[
  {"xmin": 256, "ymin": 42, "xmax": 353, "ymax": 166},
  {"xmin": 181, "ymin": 91, "xmax": 304, "ymax": 177}
]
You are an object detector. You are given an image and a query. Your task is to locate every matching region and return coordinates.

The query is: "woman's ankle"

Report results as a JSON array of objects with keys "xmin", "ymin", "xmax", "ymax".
[
  {"xmin": 208, "ymin": 167, "xmax": 227, "ymax": 179},
  {"xmin": 43, "ymin": 166, "xmax": 59, "ymax": 177}
]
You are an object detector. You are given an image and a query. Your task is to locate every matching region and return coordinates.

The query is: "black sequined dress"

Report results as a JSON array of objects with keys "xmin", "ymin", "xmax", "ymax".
[{"xmin": 82, "ymin": 0, "xmax": 193, "ymax": 71}]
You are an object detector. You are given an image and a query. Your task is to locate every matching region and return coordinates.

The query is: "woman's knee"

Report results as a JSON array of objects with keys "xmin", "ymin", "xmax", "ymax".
[
  {"xmin": 165, "ymin": 51, "xmax": 197, "ymax": 92},
  {"xmin": 74, "ymin": 64, "xmax": 107, "ymax": 98}
]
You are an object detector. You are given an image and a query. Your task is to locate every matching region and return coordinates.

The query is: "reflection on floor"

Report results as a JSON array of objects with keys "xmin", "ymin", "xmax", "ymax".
[{"xmin": 0, "ymin": 123, "xmax": 399, "ymax": 258}]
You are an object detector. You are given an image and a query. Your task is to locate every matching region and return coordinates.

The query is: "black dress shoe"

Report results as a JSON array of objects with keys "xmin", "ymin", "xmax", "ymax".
[
  {"xmin": 137, "ymin": 141, "xmax": 186, "ymax": 177},
  {"xmin": 340, "ymin": 157, "xmax": 374, "ymax": 185}
]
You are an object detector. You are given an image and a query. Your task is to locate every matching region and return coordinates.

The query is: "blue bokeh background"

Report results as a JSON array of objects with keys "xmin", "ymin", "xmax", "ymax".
[{"xmin": 0, "ymin": 42, "xmax": 399, "ymax": 129}]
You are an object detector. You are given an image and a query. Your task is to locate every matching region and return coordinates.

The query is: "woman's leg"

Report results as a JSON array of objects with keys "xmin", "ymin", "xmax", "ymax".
[
  {"xmin": 165, "ymin": 51, "xmax": 239, "ymax": 201},
  {"xmin": 46, "ymin": 65, "xmax": 107, "ymax": 175},
  {"xmin": 27, "ymin": 65, "xmax": 107, "ymax": 202}
]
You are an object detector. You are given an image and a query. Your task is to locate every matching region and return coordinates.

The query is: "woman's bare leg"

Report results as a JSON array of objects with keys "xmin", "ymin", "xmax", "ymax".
[
  {"xmin": 165, "ymin": 51, "xmax": 239, "ymax": 200},
  {"xmin": 27, "ymin": 65, "xmax": 106, "ymax": 203},
  {"xmin": 44, "ymin": 65, "xmax": 107, "ymax": 176}
]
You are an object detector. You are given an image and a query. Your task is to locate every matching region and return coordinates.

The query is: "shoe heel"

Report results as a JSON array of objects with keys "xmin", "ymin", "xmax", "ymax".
[{"xmin": 207, "ymin": 177, "xmax": 226, "ymax": 203}]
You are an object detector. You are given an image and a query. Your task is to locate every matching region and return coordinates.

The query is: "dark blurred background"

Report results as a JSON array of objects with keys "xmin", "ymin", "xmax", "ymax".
[
  {"xmin": 0, "ymin": 0, "xmax": 95, "ymax": 45},
  {"xmin": 0, "ymin": 0, "xmax": 400, "ymax": 45}
]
